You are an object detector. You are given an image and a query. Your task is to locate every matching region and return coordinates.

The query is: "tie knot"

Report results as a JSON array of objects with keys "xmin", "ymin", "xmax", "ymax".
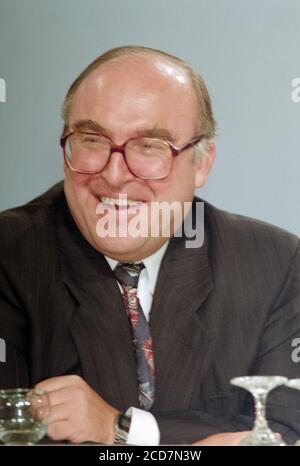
[{"xmin": 114, "ymin": 262, "xmax": 145, "ymax": 288}]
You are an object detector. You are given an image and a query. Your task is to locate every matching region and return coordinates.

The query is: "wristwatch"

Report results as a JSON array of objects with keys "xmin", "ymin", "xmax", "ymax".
[{"xmin": 114, "ymin": 412, "xmax": 131, "ymax": 444}]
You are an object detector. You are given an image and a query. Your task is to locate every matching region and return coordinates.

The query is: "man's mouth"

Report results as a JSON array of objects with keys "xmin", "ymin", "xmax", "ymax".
[{"xmin": 99, "ymin": 196, "xmax": 145, "ymax": 210}]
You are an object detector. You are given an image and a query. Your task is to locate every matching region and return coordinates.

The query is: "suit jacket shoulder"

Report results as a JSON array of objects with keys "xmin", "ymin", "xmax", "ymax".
[
  {"xmin": 0, "ymin": 182, "xmax": 64, "ymax": 336},
  {"xmin": 202, "ymin": 199, "xmax": 299, "ymax": 277},
  {"xmin": 0, "ymin": 181, "xmax": 63, "ymax": 247}
]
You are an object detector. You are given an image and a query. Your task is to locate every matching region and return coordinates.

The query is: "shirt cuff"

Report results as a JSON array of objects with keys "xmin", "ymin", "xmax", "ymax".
[{"xmin": 125, "ymin": 407, "xmax": 160, "ymax": 446}]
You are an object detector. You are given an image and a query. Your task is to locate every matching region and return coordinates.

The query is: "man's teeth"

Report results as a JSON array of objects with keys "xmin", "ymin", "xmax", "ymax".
[{"xmin": 100, "ymin": 196, "xmax": 141, "ymax": 207}]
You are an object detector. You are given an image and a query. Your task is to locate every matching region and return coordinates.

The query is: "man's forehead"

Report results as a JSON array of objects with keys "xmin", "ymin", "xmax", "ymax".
[
  {"xmin": 69, "ymin": 55, "xmax": 198, "ymax": 136},
  {"xmin": 78, "ymin": 54, "xmax": 191, "ymax": 93}
]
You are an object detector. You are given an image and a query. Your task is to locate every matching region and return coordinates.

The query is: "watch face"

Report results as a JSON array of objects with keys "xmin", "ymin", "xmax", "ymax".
[
  {"xmin": 119, "ymin": 413, "xmax": 131, "ymax": 432},
  {"xmin": 114, "ymin": 413, "xmax": 131, "ymax": 444}
]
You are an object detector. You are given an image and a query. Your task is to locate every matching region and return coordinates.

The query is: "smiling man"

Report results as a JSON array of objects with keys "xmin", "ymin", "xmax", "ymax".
[
  {"xmin": 0, "ymin": 46, "xmax": 299, "ymax": 446},
  {"xmin": 61, "ymin": 49, "xmax": 213, "ymax": 262}
]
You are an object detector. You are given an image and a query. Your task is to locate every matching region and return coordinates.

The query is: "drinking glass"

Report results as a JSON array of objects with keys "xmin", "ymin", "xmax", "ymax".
[
  {"xmin": 0, "ymin": 388, "xmax": 50, "ymax": 445},
  {"xmin": 230, "ymin": 376, "xmax": 288, "ymax": 446}
]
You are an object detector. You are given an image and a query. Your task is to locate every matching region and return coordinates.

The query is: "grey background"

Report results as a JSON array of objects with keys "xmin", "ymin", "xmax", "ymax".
[{"xmin": 0, "ymin": 0, "xmax": 299, "ymax": 235}]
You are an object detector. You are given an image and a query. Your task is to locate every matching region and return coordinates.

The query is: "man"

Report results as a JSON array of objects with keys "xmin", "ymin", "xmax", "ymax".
[{"xmin": 0, "ymin": 46, "xmax": 299, "ymax": 446}]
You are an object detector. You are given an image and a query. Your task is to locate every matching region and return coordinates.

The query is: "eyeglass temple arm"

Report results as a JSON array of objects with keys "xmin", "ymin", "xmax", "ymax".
[{"xmin": 175, "ymin": 135, "xmax": 204, "ymax": 155}]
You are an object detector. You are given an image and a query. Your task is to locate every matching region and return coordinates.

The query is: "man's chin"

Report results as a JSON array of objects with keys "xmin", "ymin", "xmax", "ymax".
[{"xmin": 91, "ymin": 235, "xmax": 150, "ymax": 262}]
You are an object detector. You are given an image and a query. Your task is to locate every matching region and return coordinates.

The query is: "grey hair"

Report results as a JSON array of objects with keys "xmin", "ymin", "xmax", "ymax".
[{"xmin": 193, "ymin": 138, "xmax": 215, "ymax": 162}]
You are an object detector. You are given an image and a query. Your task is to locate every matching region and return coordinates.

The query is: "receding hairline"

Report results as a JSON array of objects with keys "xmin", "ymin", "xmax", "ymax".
[
  {"xmin": 62, "ymin": 47, "xmax": 193, "ymax": 120},
  {"xmin": 61, "ymin": 45, "xmax": 216, "ymax": 139}
]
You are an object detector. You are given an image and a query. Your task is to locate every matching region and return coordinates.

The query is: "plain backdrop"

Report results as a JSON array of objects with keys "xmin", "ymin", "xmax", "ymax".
[{"xmin": 0, "ymin": 0, "xmax": 299, "ymax": 235}]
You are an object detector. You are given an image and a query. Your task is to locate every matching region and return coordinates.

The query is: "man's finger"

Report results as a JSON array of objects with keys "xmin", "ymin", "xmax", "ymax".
[
  {"xmin": 47, "ymin": 420, "xmax": 72, "ymax": 441},
  {"xmin": 47, "ymin": 402, "xmax": 69, "ymax": 424},
  {"xmin": 46, "ymin": 387, "xmax": 75, "ymax": 407}
]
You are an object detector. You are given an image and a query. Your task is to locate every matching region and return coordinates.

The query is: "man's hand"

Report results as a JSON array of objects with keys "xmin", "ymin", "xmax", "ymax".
[
  {"xmin": 192, "ymin": 431, "xmax": 251, "ymax": 446},
  {"xmin": 36, "ymin": 375, "xmax": 119, "ymax": 444}
]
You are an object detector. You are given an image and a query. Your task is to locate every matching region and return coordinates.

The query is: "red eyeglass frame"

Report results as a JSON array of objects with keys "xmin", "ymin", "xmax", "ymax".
[{"xmin": 60, "ymin": 131, "xmax": 204, "ymax": 179}]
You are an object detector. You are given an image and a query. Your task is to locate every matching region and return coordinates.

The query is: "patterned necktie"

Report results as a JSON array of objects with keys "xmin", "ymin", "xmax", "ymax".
[{"xmin": 114, "ymin": 262, "xmax": 155, "ymax": 411}]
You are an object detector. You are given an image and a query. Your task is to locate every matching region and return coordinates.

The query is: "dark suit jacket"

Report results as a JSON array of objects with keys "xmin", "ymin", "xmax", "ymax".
[{"xmin": 0, "ymin": 182, "xmax": 300, "ymax": 444}]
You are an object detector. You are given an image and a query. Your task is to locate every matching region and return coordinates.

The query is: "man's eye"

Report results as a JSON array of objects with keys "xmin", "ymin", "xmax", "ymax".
[
  {"xmin": 140, "ymin": 141, "xmax": 163, "ymax": 150},
  {"xmin": 82, "ymin": 136, "xmax": 101, "ymax": 143}
]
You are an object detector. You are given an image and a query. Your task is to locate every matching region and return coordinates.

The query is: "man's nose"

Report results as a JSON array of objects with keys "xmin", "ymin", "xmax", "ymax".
[{"xmin": 101, "ymin": 150, "xmax": 135, "ymax": 186}]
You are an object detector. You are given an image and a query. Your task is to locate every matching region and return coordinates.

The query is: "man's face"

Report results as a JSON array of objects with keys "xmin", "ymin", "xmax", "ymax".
[{"xmin": 64, "ymin": 55, "xmax": 215, "ymax": 261}]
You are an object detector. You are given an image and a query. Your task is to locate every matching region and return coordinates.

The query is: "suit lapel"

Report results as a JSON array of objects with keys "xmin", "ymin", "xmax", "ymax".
[
  {"xmin": 150, "ymin": 204, "xmax": 214, "ymax": 411},
  {"xmin": 55, "ymin": 197, "xmax": 139, "ymax": 411}
]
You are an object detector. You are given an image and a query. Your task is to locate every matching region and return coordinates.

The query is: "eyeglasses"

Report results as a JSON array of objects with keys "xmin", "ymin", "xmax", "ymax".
[{"xmin": 60, "ymin": 131, "xmax": 203, "ymax": 180}]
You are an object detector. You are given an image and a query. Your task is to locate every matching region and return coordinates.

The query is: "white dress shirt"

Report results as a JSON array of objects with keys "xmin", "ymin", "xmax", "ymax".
[{"xmin": 105, "ymin": 241, "xmax": 169, "ymax": 446}]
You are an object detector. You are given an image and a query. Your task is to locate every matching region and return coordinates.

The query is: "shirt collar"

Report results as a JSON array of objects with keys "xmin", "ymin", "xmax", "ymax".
[{"xmin": 105, "ymin": 241, "xmax": 169, "ymax": 295}]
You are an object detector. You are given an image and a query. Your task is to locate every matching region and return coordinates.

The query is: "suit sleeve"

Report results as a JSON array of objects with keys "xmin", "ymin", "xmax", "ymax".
[
  {"xmin": 0, "ymin": 261, "xmax": 29, "ymax": 388},
  {"xmin": 153, "ymin": 242, "xmax": 300, "ymax": 445},
  {"xmin": 0, "ymin": 214, "xmax": 30, "ymax": 389}
]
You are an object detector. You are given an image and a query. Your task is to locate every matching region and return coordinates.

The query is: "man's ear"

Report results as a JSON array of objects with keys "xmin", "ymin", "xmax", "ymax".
[{"xmin": 194, "ymin": 141, "xmax": 216, "ymax": 188}]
